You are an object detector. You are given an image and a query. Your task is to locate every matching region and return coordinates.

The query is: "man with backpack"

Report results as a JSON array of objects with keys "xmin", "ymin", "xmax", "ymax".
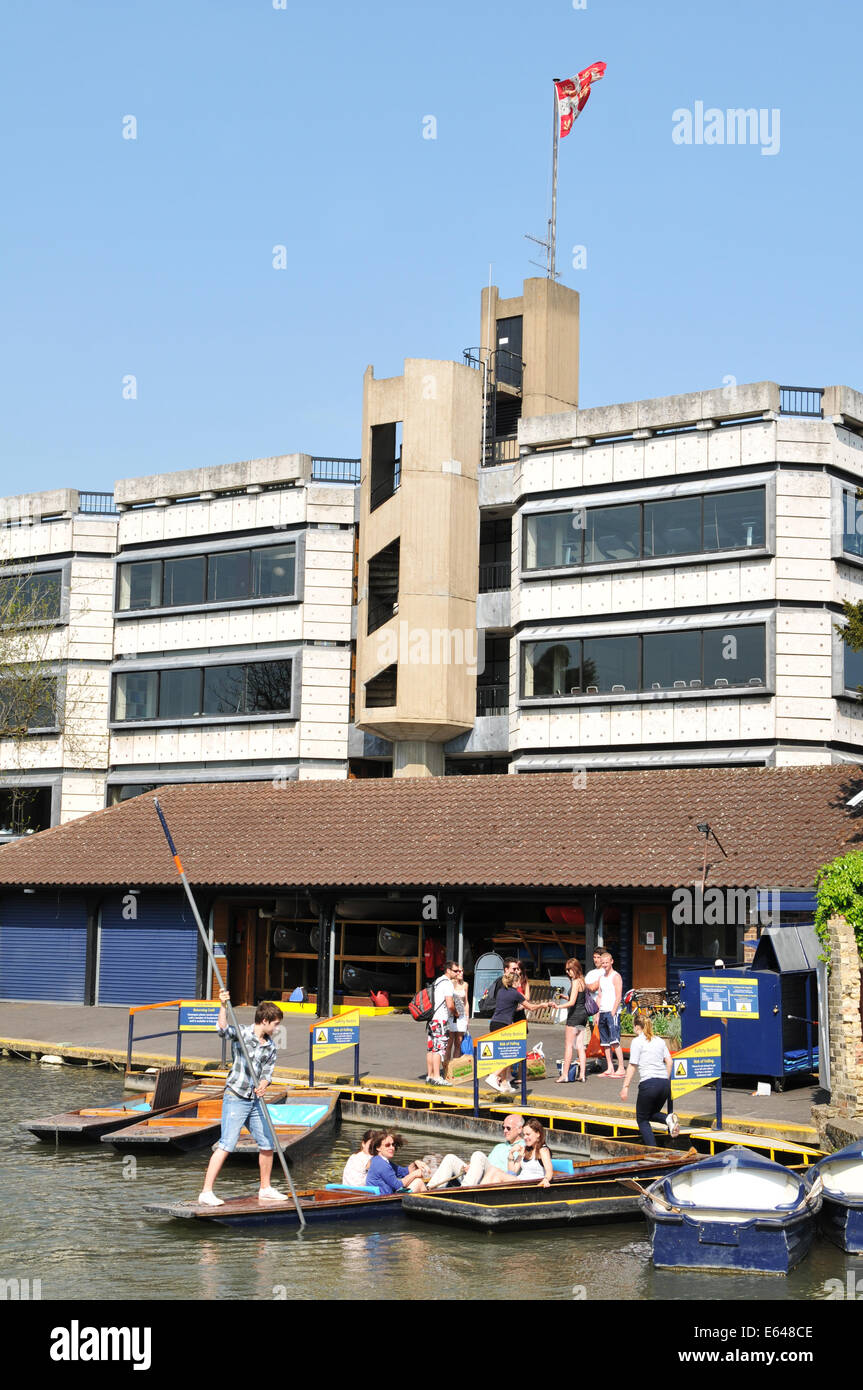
[{"xmin": 426, "ymin": 960, "xmax": 460, "ymax": 1087}]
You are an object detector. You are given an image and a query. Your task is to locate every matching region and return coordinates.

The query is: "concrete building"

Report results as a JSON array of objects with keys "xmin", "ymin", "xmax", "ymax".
[
  {"xmin": 4, "ymin": 280, "xmax": 863, "ymax": 838},
  {"xmin": 108, "ymin": 453, "xmax": 356, "ymax": 801},
  {"xmin": 0, "ymin": 489, "xmax": 117, "ymax": 839}
]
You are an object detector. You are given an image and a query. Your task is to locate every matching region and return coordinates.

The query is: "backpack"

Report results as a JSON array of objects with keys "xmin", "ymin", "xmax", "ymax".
[
  {"xmin": 476, "ymin": 975, "xmax": 503, "ymax": 1018},
  {"xmin": 409, "ymin": 976, "xmax": 442, "ymax": 1022}
]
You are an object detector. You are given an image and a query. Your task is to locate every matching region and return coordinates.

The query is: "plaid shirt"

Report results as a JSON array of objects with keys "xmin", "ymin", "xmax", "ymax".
[{"xmin": 219, "ymin": 1023, "xmax": 277, "ymax": 1100}]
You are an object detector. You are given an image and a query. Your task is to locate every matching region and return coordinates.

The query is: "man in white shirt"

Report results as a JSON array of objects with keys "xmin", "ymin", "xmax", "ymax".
[
  {"xmin": 597, "ymin": 949, "xmax": 625, "ymax": 1078},
  {"xmin": 426, "ymin": 960, "xmax": 459, "ymax": 1087}
]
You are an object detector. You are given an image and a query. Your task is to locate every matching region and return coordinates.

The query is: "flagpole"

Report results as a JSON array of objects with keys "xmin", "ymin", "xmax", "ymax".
[{"xmin": 550, "ymin": 80, "xmax": 560, "ymax": 281}]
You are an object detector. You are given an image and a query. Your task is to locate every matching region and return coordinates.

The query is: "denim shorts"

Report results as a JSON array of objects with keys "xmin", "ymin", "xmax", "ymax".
[
  {"xmin": 217, "ymin": 1089, "xmax": 273, "ymax": 1153},
  {"xmin": 598, "ymin": 1010, "xmax": 620, "ymax": 1047}
]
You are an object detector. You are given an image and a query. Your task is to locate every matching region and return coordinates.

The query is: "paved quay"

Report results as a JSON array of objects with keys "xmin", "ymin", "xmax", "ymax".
[{"xmin": 0, "ymin": 1001, "xmax": 822, "ymax": 1146}]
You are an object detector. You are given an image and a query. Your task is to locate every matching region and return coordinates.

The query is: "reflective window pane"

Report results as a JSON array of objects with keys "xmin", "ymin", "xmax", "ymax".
[
  {"xmin": 245, "ymin": 660, "xmax": 293, "ymax": 712},
  {"xmin": 583, "ymin": 505, "xmax": 641, "ymax": 564},
  {"xmin": 523, "ymin": 513, "xmax": 582, "ymax": 570},
  {"xmin": 842, "ymin": 491, "xmax": 863, "ymax": 558},
  {"xmin": 643, "ymin": 497, "xmax": 701, "ymax": 558},
  {"xmin": 118, "ymin": 561, "xmax": 161, "ymax": 611},
  {"xmin": 642, "ymin": 630, "xmax": 702, "ymax": 689},
  {"xmin": 159, "ymin": 668, "xmax": 202, "ymax": 719},
  {"xmin": 203, "ymin": 665, "xmax": 245, "ymax": 715},
  {"xmin": 113, "ymin": 671, "xmax": 158, "ymax": 721},
  {"xmin": 207, "ymin": 551, "xmax": 251, "ymax": 602},
  {"xmin": 522, "ymin": 640, "xmax": 581, "ymax": 697},
  {"xmin": 845, "ymin": 644, "xmax": 863, "ymax": 691},
  {"xmin": 0, "ymin": 571, "xmax": 61, "ymax": 621},
  {"xmin": 703, "ymin": 625, "xmax": 765, "ymax": 688},
  {"xmin": 163, "ymin": 556, "xmax": 205, "ymax": 607},
  {"xmin": 252, "ymin": 546, "xmax": 295, "ymax": 598},
  {"xmin": 703, "ymin": 489, "xmax": 765, "ymax": 551},
  {"xmin": 582, "ymin": 635, "xmax": 640, "ymax": 692}
]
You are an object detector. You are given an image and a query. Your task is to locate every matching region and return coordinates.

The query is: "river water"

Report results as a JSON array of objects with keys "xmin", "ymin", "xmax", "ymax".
[{"xmin": 0, "ymin": 1059, "xmax": 857, "ymax": 1303}]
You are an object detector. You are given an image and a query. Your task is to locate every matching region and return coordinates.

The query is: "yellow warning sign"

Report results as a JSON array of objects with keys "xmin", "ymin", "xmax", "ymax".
[
  {"xmin": 671, "ymin": 1033, "xmax": 721, "ymax": 1100},
  {"xmin": 473, "ymin": 1021, "xmax": 527, "ymax": 1078},
  {"xmin": 310, "ymin": 1009, "xmax": 361, "ymax": 1061}
]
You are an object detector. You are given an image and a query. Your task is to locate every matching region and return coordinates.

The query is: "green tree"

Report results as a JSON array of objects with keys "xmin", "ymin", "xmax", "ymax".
[{"xmin": 814, "ymin": 851, "xmax": 863, "ymax": 962}]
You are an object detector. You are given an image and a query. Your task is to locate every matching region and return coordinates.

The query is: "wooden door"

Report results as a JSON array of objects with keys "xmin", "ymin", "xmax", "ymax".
[
  {"xmin": 632, "ymin": 906, "xmax": 668, "ymax": 990},
  {"xmin": 228, "ymin": 908, "xmax": 257, "ymax": 1005}
]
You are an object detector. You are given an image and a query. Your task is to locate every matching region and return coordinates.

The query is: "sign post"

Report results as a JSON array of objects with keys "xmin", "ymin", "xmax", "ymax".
[
  {"xmin": 309, "ymin": 1010, "xmax": 361, "ymax": 1087},
  {"xmin": 671, "ymin": 1032, "xmax": 723, "ymax": 1130},
  {"xmin": 472, "ymin": 1021, "xmax": 528, "ymax": 1118}
]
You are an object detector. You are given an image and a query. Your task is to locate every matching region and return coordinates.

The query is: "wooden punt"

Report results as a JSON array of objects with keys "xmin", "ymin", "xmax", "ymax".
[
  {"xmin": 143, "ymin": 1146, "xmax": 697, "ymax": 1230},
  {"xmin": 21, "ymin": 1066, "xmax": 205, "ymax": 1143},
  {"xmin": 103, "ymin": 1089, "xmax": 338, "ymax": 1157},
  {"xmin": 402, "ymin": 1178, "xmax": 646, "ymax": 1230}
]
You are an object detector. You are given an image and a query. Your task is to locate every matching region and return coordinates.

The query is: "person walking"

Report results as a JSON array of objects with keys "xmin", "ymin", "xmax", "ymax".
[
  {"xmin": 619, "ymin": 1011, "xmax": 680, "ymax": 1144},
  {"xmin": 556, "ymin": 957, "xmax": 588, "ymax": 1084}
]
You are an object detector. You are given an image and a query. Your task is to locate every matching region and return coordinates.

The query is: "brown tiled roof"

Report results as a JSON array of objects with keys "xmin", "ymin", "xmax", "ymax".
[{"xmin": 0, "ymin": 767, "xmax": 860, "ymax": 893}]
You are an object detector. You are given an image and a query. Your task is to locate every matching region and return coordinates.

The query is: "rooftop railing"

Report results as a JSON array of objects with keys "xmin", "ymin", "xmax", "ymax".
[
  {"xmin": 311, "ymin": 457, "xmax": 361, "ymax": 483},
  {"xmin": 77, "ymin": 492, "xmax": 119, "ymax": 514},
  {"xmin": 779, "ymin": 387, "xmax": 823, "ymax": 418}
]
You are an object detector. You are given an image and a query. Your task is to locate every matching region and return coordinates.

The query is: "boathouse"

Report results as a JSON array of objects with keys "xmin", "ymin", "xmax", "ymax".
[{"xmin": 0, "ymin": 765, "xmax": 858, "ymax": 1009}]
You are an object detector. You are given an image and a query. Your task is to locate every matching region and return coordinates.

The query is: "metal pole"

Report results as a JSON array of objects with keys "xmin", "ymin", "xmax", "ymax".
[
  {"xmin": 153, "ymin": 798, "xmax": 306, "ymax": 1231},
  {"xmin": 550, "ymin": 82, "xmax": 560, "ymax": 281}
]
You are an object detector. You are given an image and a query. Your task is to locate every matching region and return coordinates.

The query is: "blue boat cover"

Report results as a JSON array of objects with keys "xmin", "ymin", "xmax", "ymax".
[
  {"xmin": 266, "ymin": 1103, "xmax": 329, "ymax": 1126},
  {"xmin": 551, "ymin": 1159, "xmax": 574, "ymax": 1175},
  {"xmin": 128, "ymin": 1103, "xmax": 151, "ymax": 1112},
  {"xmin": 661, "ymin": 1145, "xmax": 807, "ymax": 1210},
  {"xmin": 324, "ymin": 1183, "xmax": 383, "ymax": 1195}
]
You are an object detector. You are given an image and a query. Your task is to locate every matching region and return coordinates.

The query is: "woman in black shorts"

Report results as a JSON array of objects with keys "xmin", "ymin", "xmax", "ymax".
[{"xmin": 556, "ymin": 956, "xmax": 588, "ymax": 1084}]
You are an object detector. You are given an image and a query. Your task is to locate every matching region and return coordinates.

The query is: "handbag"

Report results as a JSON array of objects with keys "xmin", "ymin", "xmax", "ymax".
[{"xmin": 461, "ymin": 1032, "xmax": 474, "ymax": 1055}]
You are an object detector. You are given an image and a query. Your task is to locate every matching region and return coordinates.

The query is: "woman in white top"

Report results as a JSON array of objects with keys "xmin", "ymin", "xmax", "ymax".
[
  {"xmin": 443, "ymin": 964, "xmax": 470, "ymax": 1074},
  {"xmin": 619, "ymin": 1012, "xmax": 680, "ymax": 1145},
  {"xmin": 341, "ymin": 1129, "xmax": 377, "ymax": 1188},
  {"xmin": 511, "ymin": 1118, "xmax": 553, "ymax": 1186}
]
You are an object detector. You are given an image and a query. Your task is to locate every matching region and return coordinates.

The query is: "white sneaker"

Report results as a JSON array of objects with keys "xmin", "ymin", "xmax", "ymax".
[
  {"xmin": 258, "ymin": 1186, "xmax": 289, "ymax": 1202},
  {"xmin": 499, "ymin": 1082, "xmax": 516, "ymax": 1095},
  {"xmin": 197, "ymin": 1191, "xmax": 225, "ymax": 1207},
  {"xmin": 666, "ymin": 1112, "xmax": 680, "ymax": 1139},
  {"xmin": 485, "ymin": 1075, "xmax": 503, "ymax": 1092}
]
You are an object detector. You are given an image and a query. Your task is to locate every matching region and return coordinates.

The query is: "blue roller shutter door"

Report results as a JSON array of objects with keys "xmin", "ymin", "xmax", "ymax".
[
  {"xmin": 97, "ymin": 892, "xmax": 200, "ymax": 1005},
  {"xmin": 0, "ymin": 893, "xmax": 88, "ymax": 1002}
]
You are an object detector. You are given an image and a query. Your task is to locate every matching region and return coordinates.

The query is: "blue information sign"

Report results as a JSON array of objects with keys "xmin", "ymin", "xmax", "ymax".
[{"xmin": 699, "ymin": 976, "xmax": 759, "ymax": 1020}]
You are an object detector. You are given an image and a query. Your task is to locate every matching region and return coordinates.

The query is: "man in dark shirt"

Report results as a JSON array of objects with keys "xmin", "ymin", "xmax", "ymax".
[{"xmin": 485, "ymin": 961, "xmax": 544, "ymax": 1094}]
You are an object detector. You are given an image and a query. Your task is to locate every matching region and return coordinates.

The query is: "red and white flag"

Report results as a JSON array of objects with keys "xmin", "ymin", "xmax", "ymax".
[{"xmin": 554, "ymin": 61, "xmax": 607, "ymax": 138}]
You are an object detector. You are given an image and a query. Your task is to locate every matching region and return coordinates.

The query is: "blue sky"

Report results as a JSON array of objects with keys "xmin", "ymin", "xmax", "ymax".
[{"xmin": 1, "ymin": 0, "xmax": 860, "ymax": 493}]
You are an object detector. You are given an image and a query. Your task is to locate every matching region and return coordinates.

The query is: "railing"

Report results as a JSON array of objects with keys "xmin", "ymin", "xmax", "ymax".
[
  {"xmin": 779, "ymin": 387, "xmax": 823, "ymax": 418},
  {"xmin": 312, "ymin": 457, "xmax": 361, "ymax": 483},
  {"xmin": 484, "ymin": 435, "xmax": 519, "ymax": 467},
  {"xmin": 78, "ymin": 492, "xmax": 118, "ymax": 514},
  {"xmin": 479, "ymin": 561, "xmax": 511, "ymax": 592},
  {"xmin": 476, "ymin": 684, "xmax": 509, "ymax": 716},
  {"xmin": 463, "ymin": 348, "xmax": 525, "ymax": 393},
  {"xmin": 367, "ymin": 598, "xmax": 398, "ymax": 634},
  {"xmin": 370, "ymin": 463, "xmax": 401, "ymax": 513}
]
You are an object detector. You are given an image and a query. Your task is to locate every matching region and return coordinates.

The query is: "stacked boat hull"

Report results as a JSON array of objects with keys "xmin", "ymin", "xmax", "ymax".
[
  {"xmin": 815, "ymin": 1140, "xmax": 863, "ymax": 1253},
  {"xmin": 641, "ymin": 1146, "xmax": 821, "ymax": 1275}
]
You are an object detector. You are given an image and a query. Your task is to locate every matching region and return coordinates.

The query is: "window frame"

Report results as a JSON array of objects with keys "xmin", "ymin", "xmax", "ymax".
[
  {"xmin": 109, "ymin": 651, "xmax": 300, "ymax": 727},
  {"xmin": 520, "ymin": 482, "xmax": 771, "ymax": 577},
  {"xmin": 114, "ymin": 533, "xmax": 303, "ymax": 617}
]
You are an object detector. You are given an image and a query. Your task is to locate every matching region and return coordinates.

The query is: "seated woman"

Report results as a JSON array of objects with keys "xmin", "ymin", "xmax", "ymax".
[
  {"xmin": 341, "ymin": 1129, "xmax": 377, "ymax": 1188},
  {"xmin": 512, "ymin": 1118, "xmax": 553, "ymax": 1187},
  {"xmin": 365, "ymin": 1131, "xmax": 428, "ymax": 1195}
]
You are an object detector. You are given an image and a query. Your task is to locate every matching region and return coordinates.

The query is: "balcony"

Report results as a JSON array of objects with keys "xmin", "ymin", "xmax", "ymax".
[
  {"xmin": 479, "ymin": 561, "xmax": 511, "ymax": 593},
  {"xmin": 477, "ymin": 683, "xmax": 509, "ymax": 716}
]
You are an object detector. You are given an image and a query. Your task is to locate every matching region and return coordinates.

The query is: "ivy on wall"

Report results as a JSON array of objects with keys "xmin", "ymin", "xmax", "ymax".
[{"xmin": 814, "ymin": 851, "xmax": 863, "ymax": 962}]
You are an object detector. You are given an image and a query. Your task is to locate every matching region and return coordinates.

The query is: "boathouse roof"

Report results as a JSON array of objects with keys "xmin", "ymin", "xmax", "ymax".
[{"xmin": 0, "ymin": 766, "xmax": 860, "ymax": 892}]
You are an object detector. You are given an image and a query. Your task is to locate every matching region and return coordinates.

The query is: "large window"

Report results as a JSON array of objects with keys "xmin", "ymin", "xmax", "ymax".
[
  {"xmin": 844, "ymin": 645, "xmax": 863, "ymax": 692},
  {"xmin": 842, "ymin": 490, "xmax": 863, "ymax": 559},
  {"xmin": 522, "ymin": 625, "xmax": 766, "ymax": 699},
  {"xmin": 523, "ymin": 487, "xmax": 766, "ymax": 571},
  {"xmin": 0, "ymin": 570, "xmax": 62, "ymax": 622},
  {"xmin": 117, "ymin": 542, "xmax": 296, "ymax": 612},
  {"xmin": 0, "ymin": 676, "xmax": 59, "ymax": 731},
  {"xmin": 112, "ymin": 660, "xmax": 294, "ymax": 723},
  {"xmin": 0, "ymin": 786, "xmax": 52, "ymax": 836}
]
